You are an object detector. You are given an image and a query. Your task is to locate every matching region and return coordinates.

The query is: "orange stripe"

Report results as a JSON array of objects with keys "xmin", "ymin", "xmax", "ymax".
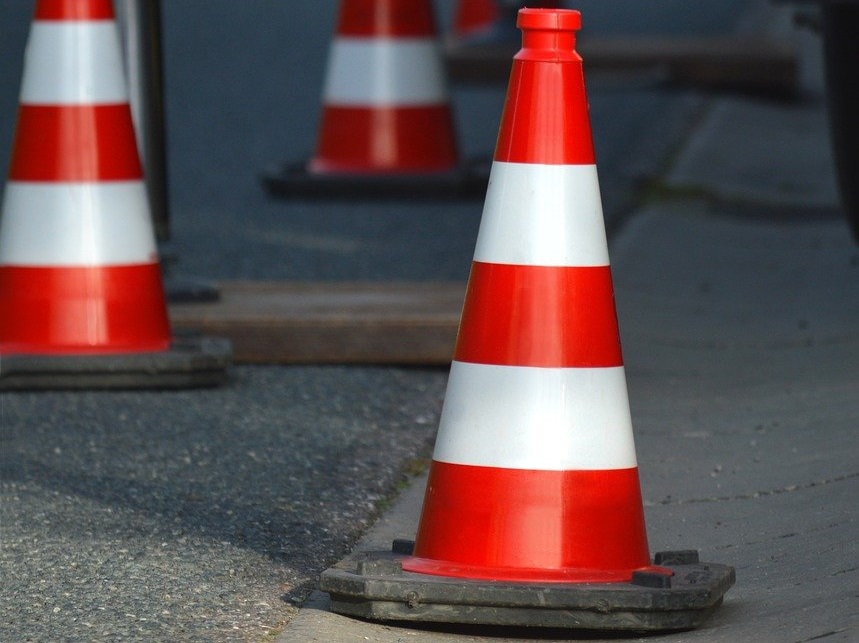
[
  {"xmin": 9, "ymin": 104, "xmax": 142, "ymax": 182},
  {"xmin": 494, "ymin": 58, "xmax": 595, "ymax": 165},
  {"xmin": 336, "ymin": 0, "xmax": 436, "ymax": 37},
  {"xmin": 405, "ymin": 460, "xmax": 651, "ymax": 582},
  {"xmin": 35, "ymin": 0, "xmax": 114, "ymax": 20},
  {"xmin": 0, "ymin": 265, "xmax": 170, "ymax": 355},
  {"xmin": 454, "ymin": 262, "xmax": 623, "ymax": 368},
  {"xmin": 311, "ymin": 105, "xmax": 457, "ymax": 173}
]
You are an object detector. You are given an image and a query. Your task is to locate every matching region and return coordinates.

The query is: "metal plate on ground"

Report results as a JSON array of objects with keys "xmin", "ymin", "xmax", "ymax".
[
  {"xmin": 169, "ymin": 281, "xmax": 465, "ymax": 365},
  {"xmin": 446, "ymin": 35, "xmax": 798, "ymax": 97},
  {"xmin": 0, "ymin": 333, "xmax": 232, "ymax": 390},
  {"xmin": 320, "ymin": 540, "xmax": 735, "ymax": 632},
  {"xmin": 261, "ymin": 159, "xmax": 491, "ymax": 201}
]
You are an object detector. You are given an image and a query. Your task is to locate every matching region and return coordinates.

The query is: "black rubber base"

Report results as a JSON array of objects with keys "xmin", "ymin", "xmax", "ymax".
[
  {"xmin": 261, "ymin": 158, "xmax": 491, "ymax": 201},
  {"xmin": 0, "ymin": 333, "xmax": 232, "ymax": 390},
  {"xmin": 163, "ymin": 273, "xmax": 221, "ymax": 304},
  {"xmin": 320, "ymin": 540, "xmax": 735, "ymax": 632},
  {"xmin": 158, "ymin": 247, "xmax": 221, "ymax": 304}
]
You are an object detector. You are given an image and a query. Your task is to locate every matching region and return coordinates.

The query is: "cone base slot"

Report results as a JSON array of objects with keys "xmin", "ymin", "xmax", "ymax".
[
  {"xmin": 0, "ymin": 333, "xmax": 232, "ymax": 390},
  {"xmin": 260, "ymin": 158, "xmax": 490, "ymax": 201},
  {"xmin": 163, "ymin": 273, "xmax": 221, "ymax": 304},
  {"xmin": 319, "ymin": 541, "xmax": 735, "ymax": 632}
]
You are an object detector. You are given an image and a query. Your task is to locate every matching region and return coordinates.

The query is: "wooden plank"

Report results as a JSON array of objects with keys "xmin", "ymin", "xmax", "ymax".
[
  {"xmin": 446, "ymin": 34, "xmax": 799, "ymax": 97},
  {"xmin": 169, "ymin": 281, "xmax": 465, "ymax": 365}
]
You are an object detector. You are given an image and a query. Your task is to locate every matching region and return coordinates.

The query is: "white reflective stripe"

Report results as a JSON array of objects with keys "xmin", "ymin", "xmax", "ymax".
[
  {"xmin": 432, "ymin": 361, "xmax": 637, "ymax": 470},
  {"xmin": 20, "ymin": 22, "xmax": 128, "ymax": 104},
  {"xmin": 0, "ymin": 182, "xmax": 157, "ymax": 266},
  {"xmin": 473, "ymin": 162, "xmax": 610, "ymax": 267},
  {"xmin": 323, "ymin": 38, "xmax": 447, "ymax": 105}
]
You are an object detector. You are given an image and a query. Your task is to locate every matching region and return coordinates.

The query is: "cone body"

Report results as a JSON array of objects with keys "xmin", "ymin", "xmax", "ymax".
[
  {"xmin": 0, "ymin": 0, "xmax": 170, "ymax": 355},
  {"xmin": 310, "ymin": 0, "xmax": 458, "ymax": 174},
  {"xmin": 452, "ymin": 0, "xmax": 498, "ymax": 37},
  {"xmin": 403, "ymin": 9, "xmax": 653, "ymax": 583}
]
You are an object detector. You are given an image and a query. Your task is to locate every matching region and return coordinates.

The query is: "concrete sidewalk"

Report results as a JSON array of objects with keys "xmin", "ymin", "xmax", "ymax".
[
  {"xmin": 276, "ymin": 34, "xmax": 859, "ymax": 643},
  {"xmin": 277, "ymin": 212, "xmax": 859, "ymax": 643}
]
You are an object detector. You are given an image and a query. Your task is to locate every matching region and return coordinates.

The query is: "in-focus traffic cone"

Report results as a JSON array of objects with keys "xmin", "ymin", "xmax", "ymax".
[
  {"xmin": 319, "ymin": 9, "xmax": 734, "ymax": 631},
  {"xmin": 261, "ymin": 0, "xmax": 489, "ymax": 200},
  {"xmin": 0, "ymin": 0, "xmax": 230, "ymax": 389},
  {"xmin": 406, "ymin": 4, "xmax": 639, "ymax": 583}
]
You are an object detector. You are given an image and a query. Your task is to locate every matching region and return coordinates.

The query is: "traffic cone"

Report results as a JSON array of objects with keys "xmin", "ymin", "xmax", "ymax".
[
  {"xmin": 0, "ymin": 0, "xmax": 230, "ymax": 389},
  {"xmin": 405, "ymin": 4, "xmax": 648, "ymax": 586},
  {"xmin": 452, "ymin": 0, "xmax": 498, "ymax": 39},
  {"xmin": 452, "ymin": 0, "xmax": 561, "ymax": 43},
  {"xmin": 445, "ymin": 1, "xmax": 564, "ymax": 84},
  {"xmin": 261, "ymin": 0, "xmax": 489, "ymax": 200},
  {"xmin": 320, "ymin": 9, "xmax": 734, "ymax": 631}
]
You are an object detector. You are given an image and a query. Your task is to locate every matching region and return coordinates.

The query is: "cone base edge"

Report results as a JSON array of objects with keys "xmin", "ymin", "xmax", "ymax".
[
  {"xmin": 0, "ymin": 333, "xmax": 232, "ymax": 390},
  {"xmin": 401, "ymin": 555, "xmax": 671, "ymax": 584},
  {"xmin": 319, "ymin": 543, "xmax": 735, "ymax": 632},
  {"xmin": 260, "ymin": 158, "xmax": 490, "ymax": 201}
]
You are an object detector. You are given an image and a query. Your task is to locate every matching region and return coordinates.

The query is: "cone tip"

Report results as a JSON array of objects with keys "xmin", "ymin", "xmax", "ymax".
[{"xmin": 517, "ymin": 8, "xmax": 581, "ymax": 32}]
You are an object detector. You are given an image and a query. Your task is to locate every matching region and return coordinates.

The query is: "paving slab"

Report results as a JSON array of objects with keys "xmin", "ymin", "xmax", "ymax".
[
  {"xmin": 666, "ymin": 96, "xmax": 840, "ymax": 210},
  {"xmin": 664, "ymin": 1, "xmax": 839, "ymax": 214}
]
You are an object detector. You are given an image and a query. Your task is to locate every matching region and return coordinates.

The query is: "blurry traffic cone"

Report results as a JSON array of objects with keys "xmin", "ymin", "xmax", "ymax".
[
  {"xmin": 446, "ymin": 0, "xmax": 564, "ymax": 83},
  {"xmin": 452, "ymin": 0, "xmax": 498, "ymax": 39},
  {"xmin": 261, "ymin": 0, "xmax": 489, "ymax": 200},
  {"xmin": 311, "ymin": 0, "xmax": 456, "ymax": 174},
  {"xmin": 0, "ymin": 0, "xmax": 230, "ymax": 389},
  {"xmin": 451, "ymin": 0, "xmax": 562, "ymax": 43},
  {"xmin": 319, "ymin": 9, "xmax": 734, "ymax": 631}
]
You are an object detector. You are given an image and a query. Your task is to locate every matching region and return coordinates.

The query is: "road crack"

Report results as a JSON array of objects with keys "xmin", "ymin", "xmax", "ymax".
[{"xmin": 649, "ymin": 471, "xmax": 859, "ymax": 506}]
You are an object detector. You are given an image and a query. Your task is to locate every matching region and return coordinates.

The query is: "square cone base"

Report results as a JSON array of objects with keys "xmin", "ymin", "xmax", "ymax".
[
  {"xmin": 0, "ymin": 333, "xmax": 232, "ymax": 390},
  {"xmin": 260, "ymin": 158, "xmax": 491, "ymax": 201},
  {"xmin": 320, "ymin": 540, "xmax": 735, "ymax": 632}
]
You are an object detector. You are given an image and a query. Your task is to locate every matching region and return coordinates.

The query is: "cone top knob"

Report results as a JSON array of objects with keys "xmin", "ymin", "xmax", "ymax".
[
  {"xmin": 515, "ymin": 9, "xmax": 581, "ymax": 61},
  {"xmin": 517, "ymin": 8, "xmax": 581, "ymax": 32}
]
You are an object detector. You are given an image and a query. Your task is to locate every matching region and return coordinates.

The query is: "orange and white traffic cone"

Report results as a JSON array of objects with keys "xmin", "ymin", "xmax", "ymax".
[
  {"xmin": 262, "ymin": 0, "xmax": 488, "ymax": 200},
  {"xmin": 0, "ymin": 0, "xmax": 229, "ymax": 389},
  {"xmin": 320, "ymin": 9, "xmax": 734, "ymax": 631},
  {"xmin": 311, "ymin": 0, "xmax": 457, "ymax": 175},
  {"xmin": 408, "ymin": 4, "xmax": 649, "ymax": 586}
]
